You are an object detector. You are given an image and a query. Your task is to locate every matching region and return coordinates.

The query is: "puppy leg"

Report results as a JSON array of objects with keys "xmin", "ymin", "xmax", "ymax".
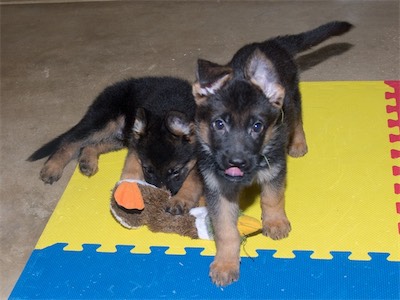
[
  {"xmin": 40, "ymin": 142, "xmax": 80, "ymax": 184},
  {"xmin": 260, "ymin": 181, "xmax": 291, "ymax": 240},
  {"xmin": 288, "ymin": 120, "xmax": 308, "ymax": 158},
  {"xmin": 120, "ymin": 149, "xmax": 144, "ymax": 180},
  {"xmin": 209, "ymin": 195, "xmax": 241, "ymax": 286},
  {"xmin": 78, "ymin": 146, "xmax": 100, "ymax": 176},
  {"xmin": 288, "ymin": 88, "xmax": 308, "ymax": 157},
  {"xmin": 79, "ymin": 142, "xmax": 122, "ymax": 176},
  {"xmin": 166, "ymin": 163, "xmax": 203, "ymax": 215}
]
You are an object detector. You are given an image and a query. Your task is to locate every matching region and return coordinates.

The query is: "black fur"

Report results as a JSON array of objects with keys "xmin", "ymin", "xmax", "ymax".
[{"xmin": 29, "ymin": 76, "xmax": 197, "ymax": 196}]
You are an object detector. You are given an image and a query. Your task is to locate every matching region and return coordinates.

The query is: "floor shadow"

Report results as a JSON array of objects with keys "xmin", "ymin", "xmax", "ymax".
[{"xmin": 296, "ymin": 42, "xmax": 354, "ymax": 73}]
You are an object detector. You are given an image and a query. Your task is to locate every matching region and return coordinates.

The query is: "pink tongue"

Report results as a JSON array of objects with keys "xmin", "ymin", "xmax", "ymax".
[{"xmin": 225, "ymin": 167, "xmax": 244, "ymax": 177}]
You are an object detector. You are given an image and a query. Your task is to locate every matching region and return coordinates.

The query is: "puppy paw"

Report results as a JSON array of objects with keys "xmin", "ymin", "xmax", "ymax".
[
  {"xmin": 40, "ymin": 164, "xmax": 63, "ymax": 184},
  {"xmin": 288, "ymin": 141, "xmax": 308, "ymax": 157},
  {"xmin": 263, "ymin": 217, "xmax": 291, "ymax": 240},
  {"xmin": 165, "ymin": 196, "xmax": 189, "ymax": 215},
  {"xmin": 209, "ymin": 260, "xmax": 239, "ymax": 287},
  {"xmin": 78, "ymin": 157, "xmax": 99, "ymax": 176}
]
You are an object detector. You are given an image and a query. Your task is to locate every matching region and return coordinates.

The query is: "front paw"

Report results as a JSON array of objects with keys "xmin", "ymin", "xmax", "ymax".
[
  {"xmin": 209, "ymin": 260, "xmax": 239, "ymax": 287},
  {"xmin": 165, "ymin": 196, "xmax": 190, "ymax": 215},
  {"xmin": 263, "ymin": 217, "xmax": 291, "ymax": 240}
]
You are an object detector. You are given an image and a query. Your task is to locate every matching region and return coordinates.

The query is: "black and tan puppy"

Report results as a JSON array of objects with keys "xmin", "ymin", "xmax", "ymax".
[
  {"xmin": 28, "ymin": 77, "xmax": 202, "ymax": 214},
  {"xmin": 192, "ymin": 21, "xmax": 353, "ymax": 286}
]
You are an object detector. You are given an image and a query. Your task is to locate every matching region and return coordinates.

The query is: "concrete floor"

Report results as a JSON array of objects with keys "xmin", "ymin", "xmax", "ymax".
[{"xmin": 1, "ymin": 0, "xmax": 399, "ymax": 298}]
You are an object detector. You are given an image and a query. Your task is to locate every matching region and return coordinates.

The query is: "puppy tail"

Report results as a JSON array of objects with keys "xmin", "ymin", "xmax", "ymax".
[
  {"xmin": 27, "ymin": 134, "xmax": 66, "ymax": 161},
  {"xmin": 274, "ymin": 21, "xmax": 353, "ymax": 55},
  {"xmin": 27, "ymin": 122, "xmax": 87, "ymax": 161}
]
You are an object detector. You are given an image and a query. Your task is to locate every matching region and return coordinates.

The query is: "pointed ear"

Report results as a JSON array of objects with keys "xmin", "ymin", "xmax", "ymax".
[
  {"xmin": 133, "ymin": 108, "xmax": 147, "ymax": 138},
  {"xmin": 192, "ymin": 59, "xmax": 233, "ymax": 105},
  {"xmin": 166, "ymin": 111, "xmax": 194, "ymax": 140},
  {"xmin": 245, "ymin": 49, "xmax": 285, "ymax": 109}
]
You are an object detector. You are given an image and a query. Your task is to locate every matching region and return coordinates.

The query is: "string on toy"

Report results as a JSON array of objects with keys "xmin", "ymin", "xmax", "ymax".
[
  {"xmin": 240, "ymin": 236, "xmax": 255, "ymax": 262},
  {"xmin": 280, "ymin": 108, "xmax": 285, "ymax": 124}
]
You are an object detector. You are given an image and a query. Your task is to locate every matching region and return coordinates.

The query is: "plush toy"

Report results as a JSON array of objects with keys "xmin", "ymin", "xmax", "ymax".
[{"xmin": 110, "ymin": 179, "xmax": 262, "ymax": 240}]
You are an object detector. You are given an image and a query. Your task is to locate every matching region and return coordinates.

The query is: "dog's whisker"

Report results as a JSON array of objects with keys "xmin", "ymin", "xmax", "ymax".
[{"xmin": 263, "ymin": 154, "xmax": 272, "ymax": 169}]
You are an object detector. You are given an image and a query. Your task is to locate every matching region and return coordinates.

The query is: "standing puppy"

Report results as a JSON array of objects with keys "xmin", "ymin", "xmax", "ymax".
[{"xmin": 192, "ymin": 21, "xmax": 353, "ymax": 286}]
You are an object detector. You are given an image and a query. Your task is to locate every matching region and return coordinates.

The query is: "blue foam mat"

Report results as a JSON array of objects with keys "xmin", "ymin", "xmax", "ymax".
[{"xmin": 10, "ymin": 243, "xmax": 400, "ymax": 299}]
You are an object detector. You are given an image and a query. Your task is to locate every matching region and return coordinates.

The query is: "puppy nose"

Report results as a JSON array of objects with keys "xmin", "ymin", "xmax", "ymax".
[{"xmin": 229, "ymin": 157, "xmax": 247, "ymax": 168}]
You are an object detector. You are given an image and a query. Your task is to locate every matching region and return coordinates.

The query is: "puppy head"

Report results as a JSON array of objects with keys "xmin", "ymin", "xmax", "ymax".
[
  {"xmin": 193, "ymin": 50, "xmax": 285, "ymax": 185},
  {"xmin": 193, "ymin": 49, "xmax": 285, "ymax": 108},
  {"xmin": 132, "ymin": 108, "xmax": 196, "ymax": 195}
]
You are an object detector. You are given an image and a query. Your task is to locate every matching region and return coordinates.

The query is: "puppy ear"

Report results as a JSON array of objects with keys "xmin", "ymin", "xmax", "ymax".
[
  {"xmin": 192, "ymin": 59, "xmax": 233, "ymax": 105},
  {"xmin": 166, "ymin": 111, "xmax": 194, "ymax": 140},
  {"xmin": 245, "ymin": 49, "xmax": 285, "ymax": 109},
  {"xmin": 133, "ymin": 108, "xmax": 147, "ymax": 138}
]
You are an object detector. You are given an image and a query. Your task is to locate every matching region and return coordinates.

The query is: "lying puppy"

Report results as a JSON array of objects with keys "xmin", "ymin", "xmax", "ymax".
[
  {"xmin": 192, "ymin": 21, "xmax": 353, "ymax": 286},
  {"xmin": 28, "ymin": 77, "xmax": 202, "ymax": 214}
]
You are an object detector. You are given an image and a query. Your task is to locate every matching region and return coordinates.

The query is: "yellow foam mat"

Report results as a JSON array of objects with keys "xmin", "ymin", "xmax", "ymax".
[{"xmin": 35, "ymin": 81, "xmax": 400, "ymax": 261}]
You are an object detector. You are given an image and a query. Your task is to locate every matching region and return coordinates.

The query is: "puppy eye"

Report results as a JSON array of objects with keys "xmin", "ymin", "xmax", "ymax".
[
  {"xmin": 212, "ymin": 119, "xmax": 225, "ymax": 131},
  {"xmin": 168, "ymin": 168, "xmax": 182, "ymax": 181},
  {"xmin": 252, "ymin": 121, "xmax": 264, "ymax": 133},
  {"xmin": 143, "ymin": 166, "xmax": 154, "ymax": 175},
  {"xmin": 168, "ymin": 168, "xmax": 181, "ymax": 177}
]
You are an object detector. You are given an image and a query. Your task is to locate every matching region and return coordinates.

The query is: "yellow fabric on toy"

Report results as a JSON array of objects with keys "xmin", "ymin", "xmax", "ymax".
[
  {"xmin": 114, "ymin": 181, "xmax": 145, "ymax": 210},
  {"xmin": 238, "ymin": 214, "xmax": 262, "ymax": 236}
]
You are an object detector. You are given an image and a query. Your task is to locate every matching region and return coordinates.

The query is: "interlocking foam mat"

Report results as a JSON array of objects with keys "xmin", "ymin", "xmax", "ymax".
[{"xmin": 11, "ymin": 81, "xmax": 400, "ymax": 299}]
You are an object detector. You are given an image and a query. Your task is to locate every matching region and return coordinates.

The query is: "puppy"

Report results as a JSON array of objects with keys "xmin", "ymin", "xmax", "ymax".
[
  {"xmin": 28, "ymin": 77, "xmax": 202, "ymax": 214},
  {"xmin": 192, "ymin": 21, "xmax": 353, "ymax": 286}
]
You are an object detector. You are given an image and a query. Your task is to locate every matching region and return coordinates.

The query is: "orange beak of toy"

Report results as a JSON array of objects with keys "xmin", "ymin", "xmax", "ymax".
[{"xmin": 114, "ymin": 181, "xmax": 145, "ymax": 210}]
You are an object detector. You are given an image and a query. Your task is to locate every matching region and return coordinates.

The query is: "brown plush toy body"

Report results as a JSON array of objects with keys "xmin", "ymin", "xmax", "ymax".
[
  {"xmin": 110, "ymin": 180, "xmax": 199, "ymax": 238},
  {"xmin": 110, "ymin": 179, "xmax": 262, "ymax": 240}
]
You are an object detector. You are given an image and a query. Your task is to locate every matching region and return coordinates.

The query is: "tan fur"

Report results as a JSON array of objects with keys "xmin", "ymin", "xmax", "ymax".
[
  {"xmin": 120, "ymin": 149, "xmax": 144, "ymax": 180},
  {"xmin": 197, "ymin": 120, "xmax": 211, "ymax": 146},
  {"xmin": 192, "ymin": 72, "xmax": 232, "ymax": 106},
  {"xmin": 91, "ymin": 117, "xmax": 125, "ymax": 142},
  {"xmin": 263, "ymin": 122, "xmax": 278, "ymax": 146},
  {"xmin": 246, "ymin": 50, "xmax": 286, "ymax": 108},
  {"xmin": 78, "ymin": 145, "xmax": 100, "ymax": 176},
  {"xmin": 260, "ymin": 181, "xmax": 291, "ymax": 240},
  {"xmin": 192, "ymin": 82, "xmax": 209, "ymax": 106},
  {"xmin": 288, "ymin": 120, "xmax": 308, "ymax": 157},
  {"xmin": 39, "ymin": 118, "xmax": 125, "ymax": 183},
  {"xmin": 187, "ymin": 123, "xmax": 197, "ymax": 144},
  {"xmin": 79, "ymin": 142, "xmax": 122, "ymax": 176},
  {"xmin": 40, "ymin": 142, "xmax": 81, "ymax": 183},
  {"xmin": 209, "ymin": 195, "xmax": 241, "ymax": 286},
  {"xmin": 167, "ymin": 160, "xmax": 203, "ymax": 214}
]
